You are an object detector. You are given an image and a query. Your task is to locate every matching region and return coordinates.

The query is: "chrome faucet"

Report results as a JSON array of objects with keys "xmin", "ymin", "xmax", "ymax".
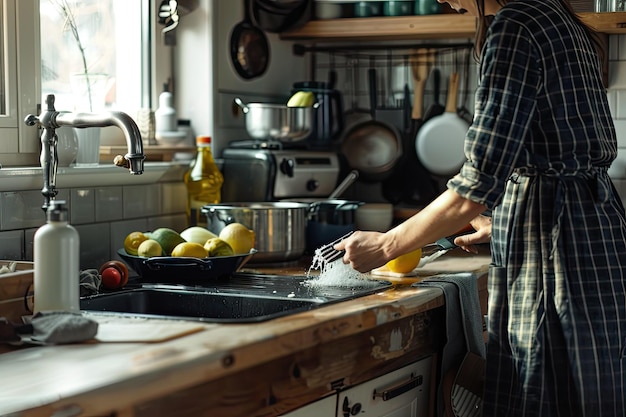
[{"xmin": 25, "ymin": 94, "xmax": 145, "ymax": 210}]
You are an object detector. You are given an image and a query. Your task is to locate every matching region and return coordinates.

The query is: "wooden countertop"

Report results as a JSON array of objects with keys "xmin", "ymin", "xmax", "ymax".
[{"xmin": 0, "ymin": 252, "xmax": 490, "ymax": 417}]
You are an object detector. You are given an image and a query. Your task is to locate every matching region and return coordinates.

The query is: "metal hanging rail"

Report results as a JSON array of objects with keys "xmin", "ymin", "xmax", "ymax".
[{"xmin": 292, "ymin": 42, "xmax": 474, "ymax": 57}]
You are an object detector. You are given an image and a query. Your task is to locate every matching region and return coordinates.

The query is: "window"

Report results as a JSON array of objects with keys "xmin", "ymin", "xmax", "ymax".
[
  {"xmin": 0, "ymin": 0, "xmax": 162, "ymax": 166},
  {"xmin": 39, "ymin": 0, "xmax": 145, "ymax": 114}
]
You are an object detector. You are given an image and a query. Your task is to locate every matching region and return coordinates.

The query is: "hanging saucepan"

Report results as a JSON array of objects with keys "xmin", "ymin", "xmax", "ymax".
[
  {"xmin": 340, "ymin": 67, "xmax": 402, "ymax": 182},
  {"xmin": 234, "ymin": 98, "xmax": 319, "ymax": 143},
  {"xmin": 230, "ymin": 0, "xmax": 270, "ymax": 80}
]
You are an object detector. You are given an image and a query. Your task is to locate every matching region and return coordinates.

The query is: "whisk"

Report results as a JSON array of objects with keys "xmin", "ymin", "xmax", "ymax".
[{"xmin": 310, "ymin": 231, "xmax": 354, "ymax": 271}]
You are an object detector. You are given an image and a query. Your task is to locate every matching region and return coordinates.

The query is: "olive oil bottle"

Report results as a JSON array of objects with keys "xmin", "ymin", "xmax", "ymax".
[{"xmin": 184, "ymin": 136, "xmax": 224, "ymax": 226}]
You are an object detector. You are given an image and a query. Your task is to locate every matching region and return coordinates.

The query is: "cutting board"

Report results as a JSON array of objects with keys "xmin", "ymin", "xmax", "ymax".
[
  {"xmin": 87, "ymin": 316, "xmax": 207, "ymax": 343},
  {"xmin": 371, "ymin": 253, "xmax": 490, "ymax": 281}
]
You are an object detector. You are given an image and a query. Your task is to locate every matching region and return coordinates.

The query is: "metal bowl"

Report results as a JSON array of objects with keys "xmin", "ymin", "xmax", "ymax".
[
  {"xmin": 234, "ymin": 98, "xmax": 318, "ymax": 142},
  {"xmin": 117, "ymin": 249, "xmax": 257, "ymax": 284},
  {"xmin": 202, "ymin": 202, "xmax": 310, "ymax": 263}
]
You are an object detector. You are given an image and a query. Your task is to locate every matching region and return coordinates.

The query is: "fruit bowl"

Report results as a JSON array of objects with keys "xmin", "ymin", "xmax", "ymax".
[{"xmin": 117, "ymin": 248, "xmax": 257, "ymax": 284}]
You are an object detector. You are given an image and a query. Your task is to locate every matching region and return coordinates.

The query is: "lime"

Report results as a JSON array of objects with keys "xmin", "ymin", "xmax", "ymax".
[
  {"xmin": 171, "ymin": 242, "xmax": 209, "ymax": 258},
  {"xmin": 386, "ymin": 248, "xmax": 423, "ymax": 274},
  {"xmin": 204, "ymin": 238, "xmax": 234, "ymax": 257},
  {"xmin": 150, "ymin": 228, "xmax": 186, "ymax": 256},
  {"xmin": 123, "ymin": 231, "xmax": 149, "ymax": 256},
  {"xmin": 219, "ymin": 223, "xmax": 255, "ymax": 255},
  {"xmin": 137, "ymin": 239, "xmax": 163, "ymax": 257}
]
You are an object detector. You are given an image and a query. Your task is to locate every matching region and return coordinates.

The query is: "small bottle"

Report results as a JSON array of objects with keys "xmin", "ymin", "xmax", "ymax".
[
  {"xmin": 184, "ymin": 136, "xmax": 224, "ymax": 226},
  {"xmin": 33, "ymin": 200, "xmax": 80, "ymax": 313},
  {"xmin": 155, "ymin": 85, "xmax": 177, "ymax": 133}
]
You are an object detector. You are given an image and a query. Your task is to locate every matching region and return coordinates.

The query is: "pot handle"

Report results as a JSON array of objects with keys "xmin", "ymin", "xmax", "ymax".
[
  {"xmin": 234, "ymin": 97, "xmax": 249, "ymax": 113},
  {"xmin": 145, "ymin": 257, "xmax": 214, "ymax": 271}
]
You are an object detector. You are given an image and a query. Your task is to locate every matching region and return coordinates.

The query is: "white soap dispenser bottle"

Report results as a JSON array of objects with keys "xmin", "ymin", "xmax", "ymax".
[
  {"xmin": 33, "ymin": 200, "xmax": 80, "ymax": 313},
  {"xmin": 155, "ymin": 84, "xmax": 177, "ymax": 133}
]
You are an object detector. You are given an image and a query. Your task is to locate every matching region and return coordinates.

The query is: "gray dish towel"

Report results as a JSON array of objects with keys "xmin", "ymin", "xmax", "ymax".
[
  {"xmin": 12, "ymin": 311, "xmax": 98, "ymax": 345},
  {"xmin": 413, "ymin": 273, "xmax": 486, "ymax": 416}
]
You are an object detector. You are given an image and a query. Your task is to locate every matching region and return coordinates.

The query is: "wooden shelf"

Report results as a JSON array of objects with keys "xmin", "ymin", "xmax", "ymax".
[
  {"xmin": 100, "ymin": 145, "xmax": 195, "ymax": 162},
  {"xmin": 280, "ymin": 12, "xmax": 626, "ymax": 42}
]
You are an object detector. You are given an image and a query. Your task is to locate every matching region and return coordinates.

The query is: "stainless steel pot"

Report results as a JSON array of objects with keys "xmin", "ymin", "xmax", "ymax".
[
  {"xmin": 201, "ymin": 202, "xmax": 309, "ymax": 263},
  {"xmin": 234, "ymin": 98, "xmax": 319, "ymax": 143},
  {"xmin": 284, "ymin": 199, "xmax": 363, "ymax": 253}
]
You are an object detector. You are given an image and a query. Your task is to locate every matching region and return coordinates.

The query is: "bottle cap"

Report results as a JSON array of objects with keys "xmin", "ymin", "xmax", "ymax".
[
  {"xmin": 196, "ymin": 135, "xmax": 211, "ymax": 145},
  {"xmin": 47, "ymin": 200, "xmax": 69, "ymax": 222}
]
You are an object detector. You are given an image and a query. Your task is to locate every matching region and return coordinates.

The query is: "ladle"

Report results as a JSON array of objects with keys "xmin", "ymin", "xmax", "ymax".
[{"xmin": 328, "ymin": 170, "xmax": 359, "ymax": 199}]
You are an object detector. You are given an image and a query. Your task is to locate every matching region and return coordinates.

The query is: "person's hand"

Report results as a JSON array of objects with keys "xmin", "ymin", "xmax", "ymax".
[
  {"xmin": 453, "ymin": 214, "xmax": 492, "ymax": 253},
  {"xmin": 333, "ymin": 231, "xmax": 389, "ymax": 273}
]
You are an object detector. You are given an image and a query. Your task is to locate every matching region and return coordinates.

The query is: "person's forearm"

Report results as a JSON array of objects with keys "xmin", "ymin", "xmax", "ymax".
[{"xmin": 384, "ymin": 189, "xmax": 487, "ymax": 259}]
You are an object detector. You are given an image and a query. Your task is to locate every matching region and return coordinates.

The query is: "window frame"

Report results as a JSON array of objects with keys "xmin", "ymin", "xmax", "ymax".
[{"xmin": 0, "ymin": 0, "xmax": 159, "ymax": 167}]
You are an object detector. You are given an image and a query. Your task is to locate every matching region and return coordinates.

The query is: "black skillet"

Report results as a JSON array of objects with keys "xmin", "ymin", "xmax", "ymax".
[{"xmin": 230, "ymin": 0, "xmax": 270, "ymax": 80}]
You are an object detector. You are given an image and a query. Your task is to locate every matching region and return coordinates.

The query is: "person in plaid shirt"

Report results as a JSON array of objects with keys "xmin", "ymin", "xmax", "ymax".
[{"xmin": 335, "ymin": 1, "xmax": 626, "ymax": 415}]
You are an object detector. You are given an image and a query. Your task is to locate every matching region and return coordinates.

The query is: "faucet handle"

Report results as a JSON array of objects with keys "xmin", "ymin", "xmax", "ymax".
[{"xmin": 24, "ymin": 114, "xmax": 40, "ymax": 126}]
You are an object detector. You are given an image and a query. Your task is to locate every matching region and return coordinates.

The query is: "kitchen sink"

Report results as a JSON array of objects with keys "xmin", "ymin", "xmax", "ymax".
[{"xmin": 80, "ymin": 273, "xmax": 392, "ymax": 323}]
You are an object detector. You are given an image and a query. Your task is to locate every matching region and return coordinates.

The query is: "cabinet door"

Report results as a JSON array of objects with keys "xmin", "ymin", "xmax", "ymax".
[
  {"xmin": 338, "ymin": 356, "xmax": 433, "ymax": 417},
  {"xmin": 279, "ymin": 394, "xmax": 337, "ymax": 417}
]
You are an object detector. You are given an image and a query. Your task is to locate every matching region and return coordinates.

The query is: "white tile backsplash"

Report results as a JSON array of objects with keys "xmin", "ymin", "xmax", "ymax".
[
  {"xmin": 2, "ymin": 178, "xmax": 185, "ymax": 269},
  {"xmin": 0, "ymin": 230, "xmax": 24, "ymax": 260},
  {"xmin": 618, "ymin": 35, "xmax": 626, "ymax": 60},
  {"xmin": 610, "ymin": 33, "xmax": 626, "ymax": 206},
  {"xmin": 70, "ymin": 188, "xmax": 96, "ymax": 225},
  {"xmin": 161, "ymin": 182, "xmax": 187, "ymax": 214},
  {"xmin": 95, "ymin": 187, "xmax": 124, "ymax": 222},
  {"xmin": 0, "ymin": 190, "xmax": 69, "ymax": 230},
  {"xmin": 76, "ymin": 223, "xmax": 110, "ymax": 270},
  {"xmin": 122, "ymin": 184, "xmax": 161, "ymax": 219}
]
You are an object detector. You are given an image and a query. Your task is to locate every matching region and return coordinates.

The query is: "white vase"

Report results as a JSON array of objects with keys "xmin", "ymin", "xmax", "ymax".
[
  {"xmin": 70, "ymin": 73, "xmax": 108, "ymax": 112},
  {"xmin": 56, "ymin": 127, "xmax": 78, "ymax": 167},
  {"xmin": 74, "ymin": 127, "xmax": 101, "ymax": 167},
  {"xmin": 70, "ymin": 73, "xmax": 108, "ymax": 166}
]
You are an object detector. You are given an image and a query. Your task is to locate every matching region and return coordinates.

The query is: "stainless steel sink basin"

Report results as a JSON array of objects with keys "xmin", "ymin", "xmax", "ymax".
[{"xmin": 80, "ymin": 273, "xmax": 392, "ymax": 323}]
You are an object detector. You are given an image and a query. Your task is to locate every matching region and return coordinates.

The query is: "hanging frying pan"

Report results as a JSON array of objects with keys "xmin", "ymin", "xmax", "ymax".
[
  {"xmin": 340, "ymin": 67, "xmax": 402, "ymax": 182},
  {"xmin": 415, "ymin": 72, "xmax": 468, "ymax": 176},
  {"xmin": 230, "ymin": 0, "xmax": 270, "ymax": 80}
]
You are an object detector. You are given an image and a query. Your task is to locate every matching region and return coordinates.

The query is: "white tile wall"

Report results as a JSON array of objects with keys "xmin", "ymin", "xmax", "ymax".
[
  {"xmin": 609, "ymin": 35, "xmax": 626, "ymax": 207},
  {"xmin": 95, "ymin": 187, "xmax": 124, "ymax": 222},
  {"xmin": 0, "ymin": 180, "xmax": 188, "ymax": 270}
]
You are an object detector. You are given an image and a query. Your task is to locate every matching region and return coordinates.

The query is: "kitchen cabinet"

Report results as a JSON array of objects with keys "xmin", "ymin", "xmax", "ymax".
[
  {"xmin": 279, "ymin": 395, "xmax": 337, "ymax": 417},
  {"xmin": 281, "ymin": 357, "xmax": 433, "ymax": 417},
  {"xmin": 338, "ymin": 357, "xmax": 433, "ymax": 417}
]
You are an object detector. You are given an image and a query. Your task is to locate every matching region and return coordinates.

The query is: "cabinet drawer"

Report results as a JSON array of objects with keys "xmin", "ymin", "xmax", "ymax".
[{"xmin": 339, "ymin": 356, "xmax": 433, "ymax": 417}]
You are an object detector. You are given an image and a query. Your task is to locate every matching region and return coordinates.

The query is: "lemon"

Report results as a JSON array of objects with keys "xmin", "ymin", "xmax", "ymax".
[
  {"xmin": 150, "ymin": 228, "xmax": 186, "ymax": 256},
  {"xmin": 219, "ymin": 223, "xmax": 256, "ymax": 255},
  {"xmin": 204, "ymin": 238, "xmax": 234, "ymax": 257},
  {"xmin": 137, "ymin": 239, "xmax": 163, "ymax": 257},
  {"xmin": 171, "ymin": 242, "xmax": 209, "ymax": 258},
  {"xmin": 180, "ymin": 226, "xmax": 218, "ymax": 245},
  {"xmin": 386, "ymin": 248, "xmax": 423, "ymax": 274},
  {"xmin": 123, "ymin": 231, "xmax": 149, "ymax": 256},
  {"xmin": 287, "ymin": 91, "xmax": 315, "ymax": 107}
]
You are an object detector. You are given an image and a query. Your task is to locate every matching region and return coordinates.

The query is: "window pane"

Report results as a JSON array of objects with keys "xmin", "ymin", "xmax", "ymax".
[
  {"xmin": 40, "ymin": 0, "xmax": 142, "ymax": 113},
  {"xmin": 0, "ymin": 1, "xmax": 5, "ymax": 115}
]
